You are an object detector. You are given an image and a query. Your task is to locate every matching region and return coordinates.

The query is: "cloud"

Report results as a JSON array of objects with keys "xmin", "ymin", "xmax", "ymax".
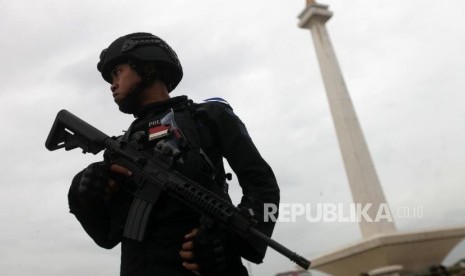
[{"xmin": 1, "ymin": 0, "xmax": 465, "ymax": 275}]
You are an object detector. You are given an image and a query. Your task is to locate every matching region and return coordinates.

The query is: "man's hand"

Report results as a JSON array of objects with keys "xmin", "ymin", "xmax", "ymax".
[
  {"xmin": 78, "ymin": 162, "xmax": 132, "ymax": 201},
  {"xmin": 180, "ymin": 225, "xmax": 241, "ymax": 276},
  {"xmin": 180, "ymin": 228, "xmax": 200, "ymax": 275},
  {"xmin": 107, "ymin": 164, "xmax": 132, "ymax": 198}
]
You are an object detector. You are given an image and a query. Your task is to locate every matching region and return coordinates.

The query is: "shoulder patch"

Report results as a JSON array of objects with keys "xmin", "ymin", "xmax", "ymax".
[{"xmin": 203, "ymin": 97, "xmax": 230, "ymax": 106}]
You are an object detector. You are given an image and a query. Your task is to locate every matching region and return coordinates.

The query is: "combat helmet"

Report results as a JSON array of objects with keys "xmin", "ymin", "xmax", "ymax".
[{"xmin": 97, "ymin": 32, "xmax": 183, "ymax": 92}]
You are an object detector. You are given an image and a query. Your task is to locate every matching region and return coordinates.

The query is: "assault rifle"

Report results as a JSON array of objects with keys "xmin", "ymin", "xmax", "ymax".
[{"xmin": 45, "ymin": 109, "xmax": 310, "ymax": 270}]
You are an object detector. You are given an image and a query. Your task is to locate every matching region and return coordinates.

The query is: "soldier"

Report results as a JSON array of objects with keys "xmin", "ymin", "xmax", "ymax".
[{"xmin": 68, "ymin": 32, "xmax": 280, "ymax": 276}]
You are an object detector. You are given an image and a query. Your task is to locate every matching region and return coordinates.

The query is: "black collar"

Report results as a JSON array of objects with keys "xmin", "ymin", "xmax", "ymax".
[{"xmin": 134, "ymin": 95, "xmax": 190, "ymax": 118}]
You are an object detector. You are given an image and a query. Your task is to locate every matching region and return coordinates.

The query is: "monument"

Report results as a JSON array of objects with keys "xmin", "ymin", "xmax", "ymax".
[{"xmin": 297, "ymin": 1, "xmax": 465, "ymax": 275}]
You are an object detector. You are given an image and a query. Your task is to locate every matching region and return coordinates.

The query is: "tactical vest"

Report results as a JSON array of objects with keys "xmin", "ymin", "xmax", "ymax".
[{"xmin": 119, "ymin": 98, "xmax": 231, "ymax": 199}]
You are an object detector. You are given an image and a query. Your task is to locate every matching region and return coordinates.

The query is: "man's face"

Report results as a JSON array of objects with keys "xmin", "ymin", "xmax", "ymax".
[{"xmin": 110, "ymin": 63, "xmax": 142, "ymax": 104}]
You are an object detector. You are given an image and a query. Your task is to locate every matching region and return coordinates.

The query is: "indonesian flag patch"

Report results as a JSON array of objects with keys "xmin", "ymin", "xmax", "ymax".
[{"xmin": 148, "ymin": 125, "xmax": 170, "ymax": 141}]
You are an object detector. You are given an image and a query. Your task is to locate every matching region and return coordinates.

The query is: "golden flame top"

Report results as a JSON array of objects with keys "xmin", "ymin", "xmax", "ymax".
[{"xmin": 306, "ymin": 0, "xmax": 316, "ymax": 5}]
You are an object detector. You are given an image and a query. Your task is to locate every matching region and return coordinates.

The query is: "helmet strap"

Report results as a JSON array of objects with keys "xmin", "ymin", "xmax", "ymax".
[
  {"xmin": 117, "ymin": 62, "xmax": 159, "ymax": 114},
  {"xmin": 117, "ymin": 84, "xmax": 143, "ymax": 114}
]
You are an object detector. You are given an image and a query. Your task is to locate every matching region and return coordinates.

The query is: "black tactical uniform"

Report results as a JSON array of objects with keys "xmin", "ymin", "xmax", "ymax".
[{"xmin": 68, "ymin": 33, "xmax": 280, "ymax": 276}]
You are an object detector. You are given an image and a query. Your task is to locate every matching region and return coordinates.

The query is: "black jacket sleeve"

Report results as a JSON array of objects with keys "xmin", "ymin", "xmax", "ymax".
[
  {"xmin": 68, "ymin": 163, "xmax": 129, "ymax": 249},
  {"xmin": 197, "ymin": 101, "xmax": 280, "ymax": 263}
]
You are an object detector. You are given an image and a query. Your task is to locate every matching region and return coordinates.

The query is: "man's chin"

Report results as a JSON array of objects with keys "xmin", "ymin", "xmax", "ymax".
[{"xmin": 117, "ymin": 100, "xmax": 137, "ymax": 114}]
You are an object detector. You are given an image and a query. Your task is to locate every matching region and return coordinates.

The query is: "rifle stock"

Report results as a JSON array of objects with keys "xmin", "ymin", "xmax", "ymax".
[
  {"xmin": 45, "ymin": 109, "xmax": 108, "ymax": 154},
  {"xmin": 45, "ymin": 109, "xmax": 311, "ymax": 270}
]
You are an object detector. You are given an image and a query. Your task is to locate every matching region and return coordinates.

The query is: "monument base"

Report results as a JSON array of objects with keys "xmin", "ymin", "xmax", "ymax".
[{"xmin": 308, "ymin": 226, "xmax": 465, "ymax": 276}]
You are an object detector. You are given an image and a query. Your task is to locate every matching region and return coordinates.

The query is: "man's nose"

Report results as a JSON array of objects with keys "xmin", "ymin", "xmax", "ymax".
[{"xmin": 111, "ymin": 83, "xmax": 118, "ymax": 92}]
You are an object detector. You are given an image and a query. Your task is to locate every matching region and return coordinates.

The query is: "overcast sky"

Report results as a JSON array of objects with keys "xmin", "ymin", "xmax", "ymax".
[{"xmin": 1, "ymin": 0, "xmax": 465, "ymax": 275}]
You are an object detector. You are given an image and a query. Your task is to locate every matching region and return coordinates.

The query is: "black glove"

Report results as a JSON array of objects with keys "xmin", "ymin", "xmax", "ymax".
[
  {"xmin": 78, "ymin": 162, "xmax": 111, "ymax": 199},
  {"xmin": 192, "ymin": 221, "xmax": 242, "ymax": 276}
]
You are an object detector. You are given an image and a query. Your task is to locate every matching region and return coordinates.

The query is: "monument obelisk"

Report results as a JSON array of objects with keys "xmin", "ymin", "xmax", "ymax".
[
  {"xmin": 298, "ymin": 0, "xmax": 396, "ymax": 238},
  {"xmin": 295, "ymin": 2, "xmax": 465, "ymax": 275}
]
